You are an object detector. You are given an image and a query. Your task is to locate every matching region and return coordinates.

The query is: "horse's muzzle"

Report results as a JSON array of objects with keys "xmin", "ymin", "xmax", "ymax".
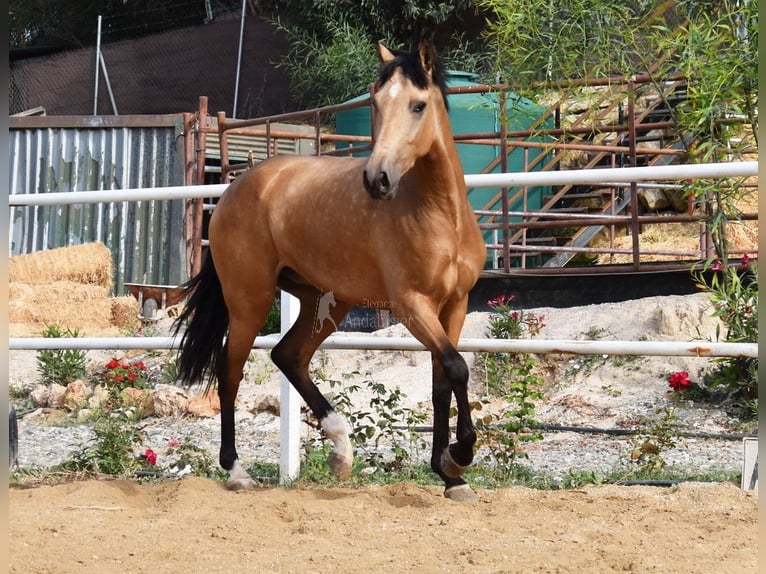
[{"xmin": 363, "ymin": 166, "xmax": 398, "ymax": 200}]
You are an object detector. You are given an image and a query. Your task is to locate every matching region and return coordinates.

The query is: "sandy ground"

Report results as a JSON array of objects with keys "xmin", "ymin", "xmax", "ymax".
[{"xmin": 8, "ymin": 478, "xmax": 757, "ymax": 573}]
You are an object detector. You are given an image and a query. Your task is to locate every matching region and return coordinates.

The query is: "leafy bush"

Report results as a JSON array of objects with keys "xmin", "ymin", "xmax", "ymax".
[
  {"xmin": 36, "ymin": 324, "xmax": 87, "ymax": 386},
  {"xmin": 318, "ymin": 371, "xmax": 427, "ymax": 474},
  {"xmin": 474, "ymin": 294, "xmax": 546, "ymax": 474},
  {"xmin": 693, "ymin": 256, "xmax": 758, "ymax": 417},
  {"xmin": 64, "ymin": 409, "xmax": 144, "ymax": 476}
]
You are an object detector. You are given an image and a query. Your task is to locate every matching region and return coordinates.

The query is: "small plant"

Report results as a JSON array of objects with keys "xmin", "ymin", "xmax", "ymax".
[
  {"xmin": 474, "ymin": 355, "xmax": 545, "ymax": 477},
  {"xmin": 486, "ymin": 294, "xmax": 545, "ymax": 340},
  {"xmin": 317, "ymin": 371, "xmax": 428, "ymax": 475},
  {"xmin": 473, "ymin": 295, "xmax": 546, "ymax": 477},
  {"xmin": 99, "ymin": 358, "xmax": 149, "ymax": 391},
  {"xmin": 692, "ymin": 255, "xmax": 758, "ymax": 417},
  {"xmin": 63, "ymin": 408, "xmax": 145, "ymax": 476},
  {"xmin": 628, "ymin": 407, "xmax": 682, "ymax": 474},
  {"xmin": 36, "ymin": 324, "xmax": 87, "ymax": 386},
  {"xmin": 163, "ymin": 437, "xmax": 217, "ymax": 478},
  {"xmin": 481, "ymin": 294, "xmax": 546, "ymax": 396}
]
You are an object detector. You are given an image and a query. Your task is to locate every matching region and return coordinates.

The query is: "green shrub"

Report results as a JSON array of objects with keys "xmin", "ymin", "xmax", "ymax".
[{"xmin": 36, "ymin": 324, "xmax": 87, "ymax": 386}]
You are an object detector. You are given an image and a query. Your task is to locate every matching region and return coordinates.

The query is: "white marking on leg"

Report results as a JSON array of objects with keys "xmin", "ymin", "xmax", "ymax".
[
  {"xmin": 321, "ymin": 412, "xmax": 353, "ymax": 478},
  {"xmin": 226, "ymin": 459, "xmax": 257, "ymax": 490},
  {"xmin": 321, "ymin": 412, "xmax": 353, "ymax": 460}
]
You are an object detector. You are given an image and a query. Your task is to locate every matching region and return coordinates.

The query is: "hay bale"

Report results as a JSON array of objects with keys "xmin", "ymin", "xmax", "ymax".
[
  {"xmin": 9, "ymin": 281, "xmax": 113, "ymax": 331},
  {"xmin": 9, "ymin": 242, "xmax": 113, "ymax": 288},
  {"xmin": 111, "ymin": 296, "xmax": 141, "ymax": 332}
]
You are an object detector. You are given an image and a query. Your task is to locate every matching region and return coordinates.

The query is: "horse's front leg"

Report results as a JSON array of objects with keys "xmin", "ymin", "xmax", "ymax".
[
  {"xmin": 397, "ymin": 295, "xmax": 478, "ymax": 501},
  {"xmin": 431, "ymin": 348, "xmax": 478, "ymax": 502}
]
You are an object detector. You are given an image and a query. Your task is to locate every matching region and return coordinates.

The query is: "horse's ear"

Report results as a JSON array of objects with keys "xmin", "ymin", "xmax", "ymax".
[
  {"xmin": 376, "ymin": 43, "xmax": 396, "ymax": 64},
  {"xmin": 418, "ymin": 39, "xmax": 437, "ymax": 75}
]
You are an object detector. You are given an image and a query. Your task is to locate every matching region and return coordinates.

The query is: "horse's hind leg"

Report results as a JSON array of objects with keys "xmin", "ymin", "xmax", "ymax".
[
  {"xmin": 219, "ymin": 303, "xmax": 273, "ymax": 491},
  {"xmin": 271, "ymin": 284, "xmax": 352, "ymax": 479}
]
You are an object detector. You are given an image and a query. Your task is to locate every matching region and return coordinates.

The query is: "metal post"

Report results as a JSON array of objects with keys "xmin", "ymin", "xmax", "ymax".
[
  {"xmin": 232, "ymin": 0, "xmax": 247, "ymax": 118},
  {"xmin": 500, "ymin": 91, "xmax": 510, "ymax": 273},
  {"xmin": 191, "ymin": 97, "xmax": 208, "ymax": 277},
  {"xmin": 627, "ymin": 81, "xmax": 640, "ymax": 271},
  {"xmin": 279, "ymin": 292, "xmax": 301, "ymax": 483},
  {"xmin": 93, "ymin": 16, "xmax": 102, "ymax": 115},
  {"xmin": 99, "ymin": 52, "xmax": 118, "ymax": 115}
]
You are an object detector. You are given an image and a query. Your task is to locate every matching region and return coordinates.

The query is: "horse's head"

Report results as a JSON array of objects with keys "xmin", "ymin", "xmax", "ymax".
[{"xmin": 363, "ymin": 39, "xmax": 448, "ymax": 200}]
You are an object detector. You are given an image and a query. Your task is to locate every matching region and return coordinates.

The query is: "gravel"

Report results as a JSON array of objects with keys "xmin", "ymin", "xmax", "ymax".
[{"xmin": 10, "ymin": 293, "xmax": 754, "ymax": 481}]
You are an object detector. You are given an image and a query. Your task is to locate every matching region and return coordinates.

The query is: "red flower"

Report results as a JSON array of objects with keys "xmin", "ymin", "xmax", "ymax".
[
  {"xmin": 710, "ymin": 260, "xmax": 723, "ymax": 272},
  {"xmin": 107, "ymin": 359, "xmax": 120, "ymax": 369},
  {"xmin": 142, "ymin": 449, "xmax": 157, "ymax": 466},
  {"xmin": 741, "ymin": 253, "xmax": 750, "ymax": 268},
  {"xmin": 668, "ymin": 371, "xmax": 692, "ymax": 392}
]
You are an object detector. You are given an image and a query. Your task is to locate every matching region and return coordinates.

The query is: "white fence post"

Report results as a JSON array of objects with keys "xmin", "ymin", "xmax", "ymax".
[{"xmin": 279, "ymin": 291, "xmax": 301, "ymax": 483}]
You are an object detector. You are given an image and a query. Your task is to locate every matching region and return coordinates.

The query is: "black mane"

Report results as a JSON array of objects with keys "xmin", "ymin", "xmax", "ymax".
[{"xmin": 377, "ymin": 46, "xmax": 449, "ymax": 111}]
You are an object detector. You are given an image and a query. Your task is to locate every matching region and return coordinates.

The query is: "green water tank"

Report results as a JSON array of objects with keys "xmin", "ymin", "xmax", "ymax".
[{"xmin": 335, "ymin": 71, "xmax": 553, "ymax": 268}]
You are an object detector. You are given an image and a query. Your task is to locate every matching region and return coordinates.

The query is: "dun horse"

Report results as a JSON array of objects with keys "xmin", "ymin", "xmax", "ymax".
[{"xmin": 174, "ymin": 40, "xmax": 487, "ymax": 501}]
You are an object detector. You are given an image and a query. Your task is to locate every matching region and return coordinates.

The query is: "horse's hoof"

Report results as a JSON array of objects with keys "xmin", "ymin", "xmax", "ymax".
[
  {"xmin": 444, "ymin": 484, "xmax": 478, "ymax": 503},
  {"xmin": 226, "ymin": 477, "xmax": 258, "ymax": 491},
  {"xmin": 327, "ymin": 450, "xmax": 352, "ymax": 480},
  {"xmin": 440, "ymin": 447, "xmax": 469, "ymax": 479}
]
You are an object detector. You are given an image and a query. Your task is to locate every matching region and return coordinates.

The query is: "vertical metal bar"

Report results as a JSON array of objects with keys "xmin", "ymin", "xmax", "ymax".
[
  {"xmin": 99, "ymin": 52, "xmax": 118, "ymax": 115},
  {"xmin": 500, "ymin": 91, "xmax": 510, "ymax": 273},
  {"xmin": 232, "ymin": 0, "xmax": 247, "ymax": 118},
  {"xmin": 190, "ymin": 97, "xmax": 208, "ymax": 277},
  {"xmin": 93, "ymin": 15, "xmax": 102, "ymax": 115},
  {"xmin": 314, "ymin": 111, "xmax": 321, "ymax": 156},
  {"xmin": 627, "ymin": 82, "xmax": 640, "ymax": 271}
]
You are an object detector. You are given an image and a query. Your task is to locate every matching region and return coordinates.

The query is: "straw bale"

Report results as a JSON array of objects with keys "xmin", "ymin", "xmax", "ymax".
[
  {"xmin": 9, "ymin": 281, "xmax": 113, "ymax": 332},
  {"xmin": 111, "ymin": 296, "xmax": 141, "ymax": 332},
  {"xmin": 9, "ymin": 242, "xmax": 113, "ymax": 288}
]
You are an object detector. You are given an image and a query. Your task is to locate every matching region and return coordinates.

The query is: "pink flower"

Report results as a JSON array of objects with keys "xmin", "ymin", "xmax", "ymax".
[
  {"xmin": 142, "ymin": 449, "xmax": 157, "ymax": 466},
  {"xmin": 668, "ymin": 371, "xmax": 692, "ymax": 392},
  {"xmin": 710, "ymin": 260, "xmax": 723, "ymax": 272},
  {"xmin": 487, "ymin": 294, "xmax": 514, "ymax": 307},
  {"xmin": 167, "ymin": 438, "xmax": 181, "ymax": 448}
]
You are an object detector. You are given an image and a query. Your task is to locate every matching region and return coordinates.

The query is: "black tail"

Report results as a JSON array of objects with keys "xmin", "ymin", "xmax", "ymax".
[{"xmin": 173, "ymin": 252, "xmax": 229, "ymax": 390}]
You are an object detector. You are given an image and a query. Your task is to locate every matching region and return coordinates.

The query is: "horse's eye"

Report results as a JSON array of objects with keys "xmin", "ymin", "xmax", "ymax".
[{"xmin": 412, "ymin": 102, "xmax": 426, "ymax": 114}]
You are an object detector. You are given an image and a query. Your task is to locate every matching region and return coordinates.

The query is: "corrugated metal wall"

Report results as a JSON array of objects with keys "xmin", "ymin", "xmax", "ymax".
[{"xmin": 9, "ymin": 115, "xmax": 188, "ymax": 295}]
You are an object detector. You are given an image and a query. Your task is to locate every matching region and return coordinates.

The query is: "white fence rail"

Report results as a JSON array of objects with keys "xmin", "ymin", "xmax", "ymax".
[
  {"xmin": 8, "ymin": 335, "xmax": 758, "ymax": 358},
  {"xmin": 9, "ymin": 161, "xmax": 759, "ymax": 481},
  {"xmin": 8, "ymin": 161, "xmax": 758, "ymax": 206}
]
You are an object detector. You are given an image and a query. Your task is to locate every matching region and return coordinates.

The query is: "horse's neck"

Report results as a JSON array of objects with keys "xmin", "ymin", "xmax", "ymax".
[{"xmin": 412, "ymin": 113, "xmax": 468, "ymax": 224}]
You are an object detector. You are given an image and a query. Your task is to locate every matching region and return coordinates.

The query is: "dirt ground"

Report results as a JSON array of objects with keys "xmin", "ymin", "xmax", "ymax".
[{"xmin": 8, "ymin": 478, "xmax": 757, "ymax": 573}]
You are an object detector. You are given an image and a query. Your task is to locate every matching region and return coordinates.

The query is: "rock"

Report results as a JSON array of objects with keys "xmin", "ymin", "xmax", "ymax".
[
  {"xmin": 249, "ymin": 394, "xmax": 280, "ymax": 417},
  {"xmin": 152, "ymin": 384, "xmax": 188, "ymax": 417},
  {"xmin": 638, "ymin": 188, "xmax": 670, "ymax": 211},
  {"xmin": 664, "ymin": 188, "xmax": 689, "ymax": 213},
  {"xmin": 88, "ymin": 385, "xmax": 110, "ymax": 410},
  {"xmin": 64, "ymin": 379, "xmax": 92, "ymax": 411},
  {"xmin": 29, "ymin": 384, "xmax": 50, "ymax": 408},
  {"xmin": 47, "ymin": 384, "xmax": 67, "ymax": 408},
  {"xmin": 121, "ymin": 387, "xmax": 155, "ymax": 418},
  {"xmin": 185, "ymin": 389, "xmax": 221, "ymax": 418},
  {"xmin": 76, "ymin": 408, "xmax": 93, "ymax": 423}
]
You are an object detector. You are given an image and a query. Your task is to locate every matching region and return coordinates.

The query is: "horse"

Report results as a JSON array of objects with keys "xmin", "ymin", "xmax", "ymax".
[{"xmin": 173, "ymin": 39, "xmax": 487, "ymax": 502}]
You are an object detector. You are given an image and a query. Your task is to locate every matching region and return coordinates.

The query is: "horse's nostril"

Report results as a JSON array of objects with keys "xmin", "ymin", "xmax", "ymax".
[{"xmin": 376, "ymin": 171, "xmax": 390, "ymax": 191}]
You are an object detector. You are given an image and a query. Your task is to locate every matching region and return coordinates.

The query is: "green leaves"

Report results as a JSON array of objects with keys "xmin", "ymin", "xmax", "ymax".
[{"xmin": 36, "ymin": 324, "xmax": 87, "ymax": 386}]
